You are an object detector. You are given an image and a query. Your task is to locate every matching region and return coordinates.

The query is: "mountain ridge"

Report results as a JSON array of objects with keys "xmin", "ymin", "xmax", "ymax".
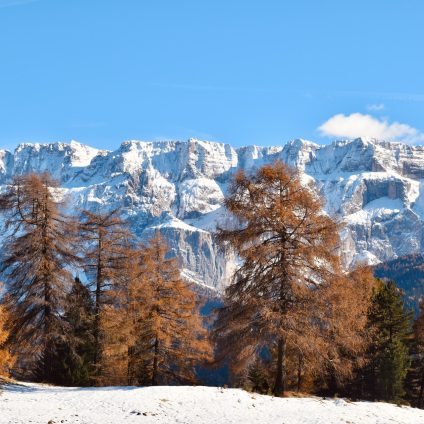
[{"xmin": 1, "ymin": 137, "xmax": 423, "ymax": 290}]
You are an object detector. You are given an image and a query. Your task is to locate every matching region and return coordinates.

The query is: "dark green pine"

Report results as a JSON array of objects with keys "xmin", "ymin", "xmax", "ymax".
[
  {"xmin": 365, "ymin": 280, "xmax": 413, "ymax": 403},
  {"xmin": 46, "ymin": 276, "xmax": 96, "ymax": 386}
]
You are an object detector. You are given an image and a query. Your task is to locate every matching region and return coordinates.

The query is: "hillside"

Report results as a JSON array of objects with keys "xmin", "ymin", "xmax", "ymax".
[
  {"xmin": 1, "ymin": 382, "xmax": 424, "ymax": 424},
  {"xmin": 374, "ymin": 254, "xmax": 424, "ymax": 313},
  {"xmin": 1, "ymin": 137, "xmax": 424, "ymax": 289}
]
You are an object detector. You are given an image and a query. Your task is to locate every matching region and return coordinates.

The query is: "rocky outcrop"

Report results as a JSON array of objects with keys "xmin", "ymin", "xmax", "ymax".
[{"xmin": 1, "ymin": 136, "xmax": 424, "ymax": 290}]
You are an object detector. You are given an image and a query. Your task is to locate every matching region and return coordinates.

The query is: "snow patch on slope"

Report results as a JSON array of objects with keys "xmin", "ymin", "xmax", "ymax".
[
  {"xmin": 1, "ymin": 382, "xmax": 423, "ymax": 424},
  {"xmin": 2, "ymin": 137, "xmax": 424, "ymax": 288}
]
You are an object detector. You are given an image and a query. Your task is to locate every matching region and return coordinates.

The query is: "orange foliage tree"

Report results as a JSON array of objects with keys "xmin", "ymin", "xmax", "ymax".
[
  {"xmin": 131, "ymin": 233, "xmax": 211, "ymax": 385},
  {"xmin": 79, "ymin": 209, "xmax": 133, "ymax": 378},
  {"xmin": 100, "ymin": 232, "xmax": 211, "ymax": 386},
  {"xmin": 214, "ymin": 162, "xmax": 373, "ymax": 395},
  {"xmin": 0, "ymin": 173, "xmax": 77, "ymax": 381},
  {"xmin": 0, "ymin": 300, "xmax": 14, "ymax": 377}
]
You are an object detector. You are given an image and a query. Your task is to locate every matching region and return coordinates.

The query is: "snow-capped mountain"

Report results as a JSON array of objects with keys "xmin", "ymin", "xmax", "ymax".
[{"xmin": 1, "ymin": 137, "xmax": 424, "ymax": 290}]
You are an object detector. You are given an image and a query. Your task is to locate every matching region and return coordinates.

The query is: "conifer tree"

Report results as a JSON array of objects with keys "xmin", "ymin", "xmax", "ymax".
[
  {"xmin": 407, "ymin": 299, "xmax": 424, "ymax": 408},
  {"xmin": 49, "ymin": 276, "xmax": 96, "ymax": 386},
  {"xmin": 0, "ymin": 300, "xmax": 14, "ymax": 378},
  {"xmin": 100, "ymin": 302, "xmax": 132, "ymax": 385},
  {"xmin": 247, "ymin": 360, "xmax": 270, "ymax": 394},
  {"xmin": 131, "ymin": 232, "xmax": 211, "ymax": 385},
  {"xmin": 365, "ymin": 280, "xmax": 412, "ymax": 402},
  {"xmin": 313, "ymin": 266, "xmax": 377, "ymax": 395},
  {"xmin": 0, "ymin": 173, "xmax": 77, "ymax": 381},
  {"xmin": 79, "ymin": 209, "xmax": 132, "ymax": 377},
  {"xmin": 99, "ymin": 249, "xmax": 142, "ymax": 386},
  {"xmin": 213, "ymin": 162, "xmax": 368, "ymax": 395}
]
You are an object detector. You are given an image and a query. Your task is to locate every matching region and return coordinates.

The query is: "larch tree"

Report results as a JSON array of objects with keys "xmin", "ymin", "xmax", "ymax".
[
  {"xmin": 213, "ymin": 161, "xmax": 348, "ymax": 395},
  {"xmin": 132, "ymin": 232, "xmax": 211, "ymax": 385},
  {"xmin": 311, "ymin": 266, "xmax": 377, "ymax": 395},
  {"xmin": 79, "ymin": 209, "xmax": 133, "ymax": 376},
  {"xmin": 0, "ymin": 299, "xmax": 14, "ymax": 378},
  {"xmin": 99, "ymin": 248, "xmax": 142, "ymax": 386},
  {"xmin": 273, "ymin": 267, "xmax": 375, "ymax": 396},
  {"xmin": 0, "ymin": 173, "xmax": 77, "ymax": 382},
  {"xmin": 100, "ymin": 299, "xmax": 133, "ymax": 385}
]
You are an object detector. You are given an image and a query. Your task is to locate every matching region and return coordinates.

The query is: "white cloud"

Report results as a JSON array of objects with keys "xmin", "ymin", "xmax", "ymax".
[
  {"xmin": 366, "ymin": 103, "xmax": 385, "ymax": 112},
  {"xmin": 318, "ymin": 113, "xmax": 424, "ymax": 144}
]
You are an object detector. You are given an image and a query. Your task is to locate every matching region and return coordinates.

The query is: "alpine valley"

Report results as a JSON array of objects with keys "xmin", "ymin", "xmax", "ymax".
[{"xmin": 1, "ymin": 137, "xmax": 424, "ymax": 292}]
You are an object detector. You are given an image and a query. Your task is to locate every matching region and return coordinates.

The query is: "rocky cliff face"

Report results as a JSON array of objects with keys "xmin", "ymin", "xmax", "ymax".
[{"xmin": 1, "ymin": 137, "xmax": 423, "ymax": 290}]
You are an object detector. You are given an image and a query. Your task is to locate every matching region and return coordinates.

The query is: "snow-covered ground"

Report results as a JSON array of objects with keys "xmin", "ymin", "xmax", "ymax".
[{"xmin": 1, "ymin": 382, "xmax": 424, "ymax": 424}]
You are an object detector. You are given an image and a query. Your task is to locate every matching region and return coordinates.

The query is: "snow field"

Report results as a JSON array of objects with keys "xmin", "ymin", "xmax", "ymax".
[{"xmin": 1, "ymin": 383, "xmax": 424, "ymax": 424}]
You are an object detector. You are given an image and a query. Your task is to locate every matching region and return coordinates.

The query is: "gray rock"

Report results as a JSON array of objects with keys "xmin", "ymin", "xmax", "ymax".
[{"xmin": 1, "ymin": 136, "xmax": 424, "ymax": 290}]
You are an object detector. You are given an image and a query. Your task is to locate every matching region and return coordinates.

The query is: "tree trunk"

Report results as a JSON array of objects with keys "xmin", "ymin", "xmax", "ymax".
[
  {"xmin": 93, "ymin": 235, "xmax": 102, "ymax": 370},
  {"xmin": 42, "ymin": 219, "xmax": 51, "ymax": 383},
  {"xmin": 127, "ymin": 345, "xmax": 133, "ymax": 386},
  {"xmin": 297, "ymin": 354, "xmax": 303, "ymax": 393},
  {"xmin": 43, "ymin": 279, "xmax": 51, "ymax": 382},
  {"xmin": 152, "ymin": 337, "xmax": 159, "ymax": 386},
  {"xmin": 93, "ymin": 283, "xmax": 101, "ymax": 369},
  {"xmin": 418, "ymin": 371, "xmax": 424, "ymax": 408},
  {"xmin": 327, "ymin": 366, "xmax": 339, "ymax": 397},
  {"xmin": 273, "ymin": 337, "xmax": 286, "ymax": 396},
  {"xmin": 274, "ymin": 263, "xmax": 287, "ymax": 397}
]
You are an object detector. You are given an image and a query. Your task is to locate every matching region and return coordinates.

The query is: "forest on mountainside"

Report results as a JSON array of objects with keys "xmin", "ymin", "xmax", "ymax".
[{"xmin": 374, "ymin": 254, "xmax": 424, "ymax": 314}]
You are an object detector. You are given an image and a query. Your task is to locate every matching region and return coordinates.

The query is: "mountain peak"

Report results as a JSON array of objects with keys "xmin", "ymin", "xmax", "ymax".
[{"xmin": 0, "ymin": 137, "xmax": 423, "ymax": 289}]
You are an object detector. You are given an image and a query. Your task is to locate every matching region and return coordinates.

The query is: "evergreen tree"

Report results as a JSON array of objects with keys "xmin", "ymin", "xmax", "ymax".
[
  {"xmin": 407, "ymin": 299, "xmax": 424, "ymax": 408},
  {"xmin": 0, "ymin": 173, "xmax": 77, "ymax": 382},
  {"xmin": 364, "ymin": 280, "xmax": 412, "ymax": 403},
  {"xmin": 247, "ymin": 360, "xmax": 270, "ymax": 394},
  {"xmin": 49, "ymin": 276, "xmax": 96, "ymax": 386}
]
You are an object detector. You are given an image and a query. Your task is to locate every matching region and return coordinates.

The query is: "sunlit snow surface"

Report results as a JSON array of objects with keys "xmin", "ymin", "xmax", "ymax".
[{"xmin": 1, "ymin": 382, "xmax": 423, "ymax": 424}]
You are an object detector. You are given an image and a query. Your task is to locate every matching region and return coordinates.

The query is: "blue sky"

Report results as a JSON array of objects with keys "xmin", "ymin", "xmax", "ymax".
[{"xmin": 0, "ymin": 0, "xmax": 423, "ymax": 150}]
